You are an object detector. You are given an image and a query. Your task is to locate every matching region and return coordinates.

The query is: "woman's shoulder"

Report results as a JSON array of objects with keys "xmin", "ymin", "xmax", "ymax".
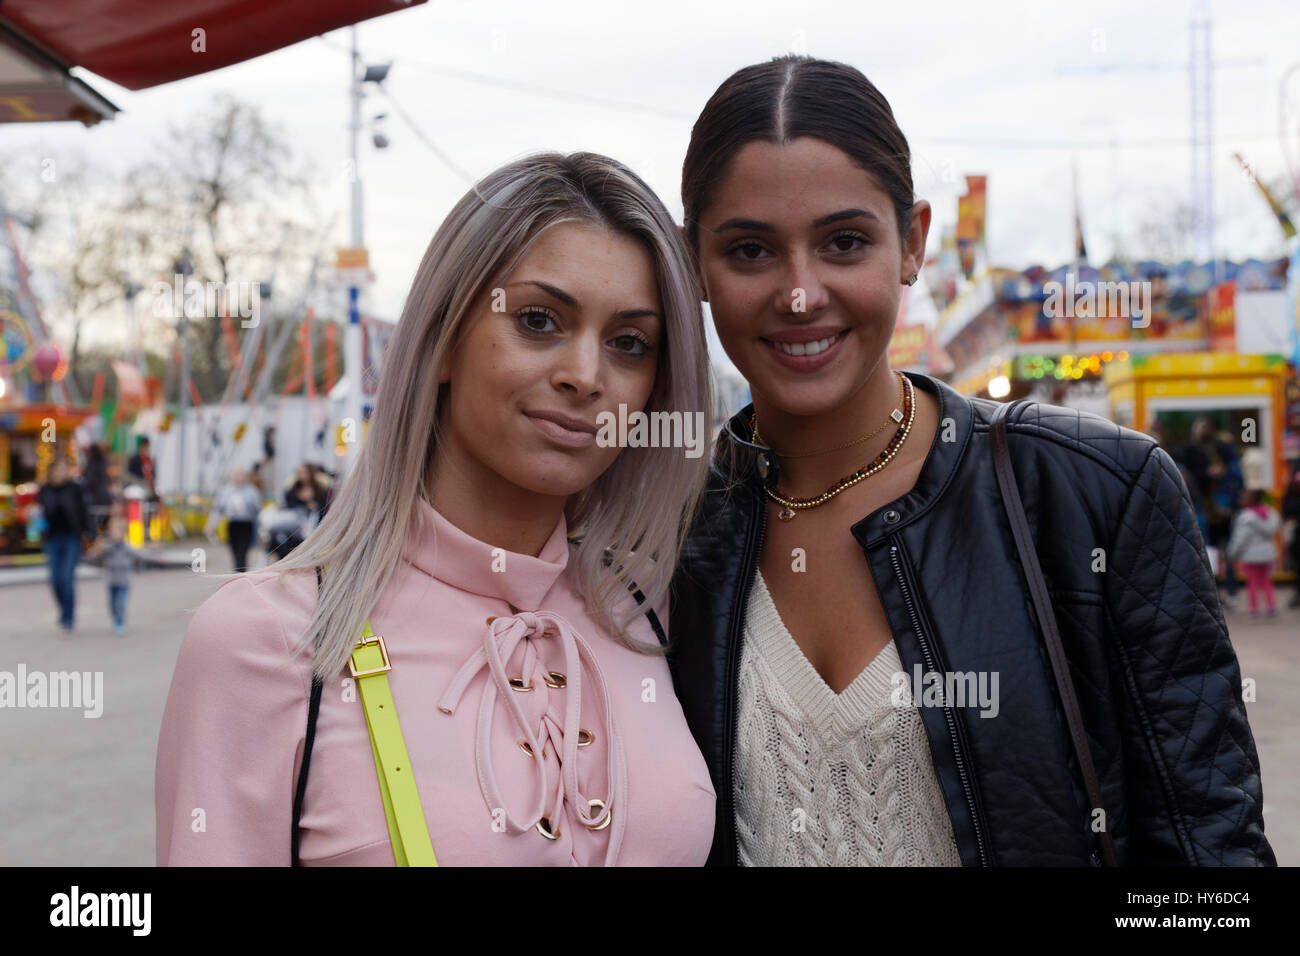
[
  {"xmin": 979, "ymin": 397, "xmax": 1160, "ymax": 484},
  {"xmin": 181, "ymin": 568, "xmax": 318, "ymax": 682}
]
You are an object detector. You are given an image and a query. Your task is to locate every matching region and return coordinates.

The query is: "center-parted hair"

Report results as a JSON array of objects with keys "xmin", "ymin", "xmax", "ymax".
[
  {"xmin": 267, "ymin": 152, "xmax": 711, "ymax": 681},
  {"xmin": 681, "ymin": 54, "xmax": 915, "ymax": 254}
]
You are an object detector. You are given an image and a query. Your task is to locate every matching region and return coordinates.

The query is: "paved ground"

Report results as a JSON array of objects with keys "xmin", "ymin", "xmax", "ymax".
[{"xmin": 1, "ymin": 543, "xmax": 1296, "ymax": 866}]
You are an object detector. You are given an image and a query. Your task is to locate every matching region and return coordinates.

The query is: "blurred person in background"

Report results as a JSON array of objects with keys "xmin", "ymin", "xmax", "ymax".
[
  {"xmin": 208, "ymin": 468, "xmax": 264, "ymax": 572},
  {"xmin": 261, "ymin": 464, "xmax": 327, "ymax": 561},
  {"xmin": 81, "ymin": 442, "xmax": 113, "ymax": 534},
  {"xmin": 1182, "ymin": 417, "xmax": 1244, "ymax": 606},
  {"xmin": 307, "ymin": 462, "xmax": 335, "ymax": 520},
  {"xmin": 90, "ymin": 515, "xmax": 137, "ymax": 635},
  {"xmin": 284, "ymin": 462, "xmax": 327, "ymax": 526},
  {"xmin": 1151, "ymin": 420, "xmax": 1208, "ymax": 543},
  {"xmin": 38, "ymin": 457, "xmax": 96, "ymax": 630},
  {"xmin": 127, "ymin": 435, "xmax": 159, "ymax": 542},
  {"xmin": 1227, "ymin": 489, "xmax": 1281, "ymax": 618},
  {"xmin": 127, "ymin": 435, "xmax": 156, "ymax": 495}
]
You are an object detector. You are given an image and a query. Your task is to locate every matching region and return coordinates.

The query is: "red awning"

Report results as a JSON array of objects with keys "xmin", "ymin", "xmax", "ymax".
[{"xmin": 0, "ymin": 0, "xmax": 425, "ymax": 124}]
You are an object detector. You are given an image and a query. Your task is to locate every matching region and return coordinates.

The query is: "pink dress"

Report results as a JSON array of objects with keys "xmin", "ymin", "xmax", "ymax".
[{"xmin": 155, "ymin": 498, "xmax": 716, "ymax": 865}]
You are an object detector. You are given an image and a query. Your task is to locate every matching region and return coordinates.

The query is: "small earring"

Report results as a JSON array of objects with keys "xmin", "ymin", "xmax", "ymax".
[{"xmin": 903, "ymin": 273, "xmax": 918, "ymax": 286}]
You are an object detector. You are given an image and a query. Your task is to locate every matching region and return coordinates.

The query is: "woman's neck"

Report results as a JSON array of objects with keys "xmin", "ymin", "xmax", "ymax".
[
  {"xmin": 424, "ymin": 445, "xmax": 567, "ymax": 558},
  {"xmin": 752, "ymin": 364, "xmax": 913, "ymax": 497}
]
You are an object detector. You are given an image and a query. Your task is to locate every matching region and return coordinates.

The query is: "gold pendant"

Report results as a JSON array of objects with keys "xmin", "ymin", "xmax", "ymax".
[{"xmin": 778, "ymin": 507, "xmax": 796, "ymax": 521}]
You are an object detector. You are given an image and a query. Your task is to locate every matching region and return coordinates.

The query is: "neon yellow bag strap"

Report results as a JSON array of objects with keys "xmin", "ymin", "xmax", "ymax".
[{"xmin": 349, "ymin": 620, "xmax": 438, "ymax": 866}]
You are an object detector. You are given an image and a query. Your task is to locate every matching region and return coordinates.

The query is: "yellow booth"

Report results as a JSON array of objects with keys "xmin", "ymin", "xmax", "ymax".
[{"xmin": 1104, "ymin": 351, "xmax": 1292, "ymax": 580}]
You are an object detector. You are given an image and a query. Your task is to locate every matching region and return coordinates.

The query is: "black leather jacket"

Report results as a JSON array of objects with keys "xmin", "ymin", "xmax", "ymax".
[{"xmin": 668, "ymin": 371, "xmax": 1275, "ymax": 866}]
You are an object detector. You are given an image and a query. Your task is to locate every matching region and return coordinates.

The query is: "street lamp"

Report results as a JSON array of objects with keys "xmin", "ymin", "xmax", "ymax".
[{"xmin": 343, "ymin": 30, "xmax": 394, "ymax": 478}]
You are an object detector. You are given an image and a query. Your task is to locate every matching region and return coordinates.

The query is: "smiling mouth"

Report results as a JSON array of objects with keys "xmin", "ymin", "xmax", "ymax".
[{"xmin": 762, "ymin": 330, "xmax": 848, "ymax": 357}]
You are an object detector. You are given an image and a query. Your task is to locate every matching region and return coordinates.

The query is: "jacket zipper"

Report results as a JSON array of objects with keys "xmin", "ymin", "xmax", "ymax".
[
  {"xmin": 889, "ymin": 541, "xmax": 991, "ymax": 867},
  {"xmin": 725, "ymin": 489, "xmax": 767, "ymax": 866}
]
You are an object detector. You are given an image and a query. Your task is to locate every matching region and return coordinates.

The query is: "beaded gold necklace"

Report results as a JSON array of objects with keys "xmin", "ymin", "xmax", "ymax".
[{"xmin": 753, "ymin": 371, "xmax": 916, "ymax": 521}]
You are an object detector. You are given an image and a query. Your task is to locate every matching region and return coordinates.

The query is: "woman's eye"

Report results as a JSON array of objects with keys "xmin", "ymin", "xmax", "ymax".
[
  {"xmin": 610, "ymin": 333, "xmax": 652, "ymax": 357},
  {"xmin": 827, "ymin": 231, "xmax": 869, "ymax": 254},
  {"xmin": 726, "ymin": 241, "xmax": 769, "ymax": 262},
  {"xmin": 516, "ymin": 308, "xmax": 558, "ymax": 333}
]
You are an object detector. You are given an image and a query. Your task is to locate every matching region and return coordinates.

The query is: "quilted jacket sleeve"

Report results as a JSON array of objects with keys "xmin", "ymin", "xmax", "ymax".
[{"xmin": 1104, "ymin": 445, "xmax": 1275, "ymax": 865}]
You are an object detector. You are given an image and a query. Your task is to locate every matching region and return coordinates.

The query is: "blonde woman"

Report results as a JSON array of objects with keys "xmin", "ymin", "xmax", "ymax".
[{"xmin": 156, "ymin": 152, "xmax": 716, "ymax": 866}]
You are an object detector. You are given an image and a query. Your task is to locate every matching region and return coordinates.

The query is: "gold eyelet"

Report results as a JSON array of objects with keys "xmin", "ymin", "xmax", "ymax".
[
  {"xmin": 508, "ymin": 677, "xmax": 534, "ymax": 692},
  {"xmin": 543, "ymin": 671, "xmax": 566, "ymax": 689},
  {"xmin": 577, "ymin": 728, "xmax": 594, "ymax": 747},
  {"xmin": 586, "ymin": 798, "xmax": 611, "ymax": 831},
  {"xmin": 518, "ymin": 740, "xmax": 548, "ymax": 759},
  {"xmin": 536, "ymin": 816, "xmax": 560, "ymax": 840},
  {"xmin": 486, "ymin": 616, "xmax": 496, "ymax": 626}
]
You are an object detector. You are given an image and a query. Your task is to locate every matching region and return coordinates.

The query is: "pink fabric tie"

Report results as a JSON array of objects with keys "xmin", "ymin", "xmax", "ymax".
[{"xmin": 437, "ymin": 611, "xmax": 628, "ymax": 866}]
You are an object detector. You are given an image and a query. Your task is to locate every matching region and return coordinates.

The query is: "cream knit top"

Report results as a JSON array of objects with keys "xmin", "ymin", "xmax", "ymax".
[{"xmin": 734, "ymin": 569, "xmax": 962, "ymax": 867}]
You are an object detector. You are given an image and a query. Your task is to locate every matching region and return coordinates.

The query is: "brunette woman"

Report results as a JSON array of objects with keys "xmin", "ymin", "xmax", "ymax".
[
  {"xmin": 669, "ymin": 55, "xmax": 1274, "ymax": 867},
  {"xmin": 157, "ymin": 152, "xmax": 715, "ymax": 865}
]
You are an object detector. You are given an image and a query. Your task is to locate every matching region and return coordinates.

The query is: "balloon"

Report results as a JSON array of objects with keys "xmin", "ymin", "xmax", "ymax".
[{"xmin": 33, "ymin": 343, "xmax": 62, "ymax": 379}]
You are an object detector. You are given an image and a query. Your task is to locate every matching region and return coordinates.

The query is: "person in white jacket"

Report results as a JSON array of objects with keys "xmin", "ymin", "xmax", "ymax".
[
  {"xmin": 1227, "ymin": 489, "xmax": 1281, "ymax": 616},
  {"xmin": 206, "ymin": 468, "xmax": 264, "ymax": 572}
]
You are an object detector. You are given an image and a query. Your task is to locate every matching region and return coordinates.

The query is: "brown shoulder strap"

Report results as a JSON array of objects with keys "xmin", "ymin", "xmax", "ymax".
[{"xmin": 990, "ymin": 401, "xmax": 1119, "ymax": 866}]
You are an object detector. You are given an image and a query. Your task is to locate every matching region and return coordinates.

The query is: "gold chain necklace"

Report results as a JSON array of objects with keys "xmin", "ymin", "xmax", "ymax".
[
  {"xmin": 754, "ymin": 372, "xmax": 916, "ymax": 521},
  {"xmin": 751, "ymin": 371, "xmax": 906, "ymax": 459}
]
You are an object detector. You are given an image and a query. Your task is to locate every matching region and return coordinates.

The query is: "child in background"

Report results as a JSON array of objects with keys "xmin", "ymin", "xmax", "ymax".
[
  {"xmin": 96, "ymin": 517, "xmax": 136, "ymax": 635},
  {"xmin": 1227, "ymin": 490, "xmax": 1281, "ymax": 617}
]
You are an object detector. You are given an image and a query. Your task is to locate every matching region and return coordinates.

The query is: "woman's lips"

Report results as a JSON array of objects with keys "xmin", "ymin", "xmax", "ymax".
[
  {"xmin": 760, "ymin": 329, "xmax": 849, "ymax": 372},
  {"xmin": 525, "ymin": 411, "xmax": 597, "ymax": 448}
]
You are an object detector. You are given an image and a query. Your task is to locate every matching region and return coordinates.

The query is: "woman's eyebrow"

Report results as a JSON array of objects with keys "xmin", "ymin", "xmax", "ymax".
[
  {"xmin": 508, "ymin": 280, "xmax": 661, "ymax": 320},
  {"xmin": 511, "ymin": 279, "xmax": 577, "ymax": 307},
  {"xmin": 713, "ymin": 208, "xmax": 879, "ymax": 232}
]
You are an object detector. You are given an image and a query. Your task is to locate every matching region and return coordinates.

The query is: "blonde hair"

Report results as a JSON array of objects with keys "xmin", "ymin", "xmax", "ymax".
[{"xmin": 261, "ymin": 152, "xmax": 710, "ymax": 682}]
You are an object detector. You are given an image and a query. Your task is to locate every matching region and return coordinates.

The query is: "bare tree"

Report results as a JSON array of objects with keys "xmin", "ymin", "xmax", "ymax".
[
  {"xmin": 126, "ymin": 94, "xmax": 323, "ymax": 398},
  {"xmin": 1134, "ymin": 200, "xmax": 1198, "ymax": 262},
  {"xmin": 4, "ymin": 98, "xmax": 339, "ymax": 416}
]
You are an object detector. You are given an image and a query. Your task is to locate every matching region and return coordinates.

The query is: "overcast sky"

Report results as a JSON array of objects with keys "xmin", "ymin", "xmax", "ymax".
[{"xmin": 6, "ymin": 0, "xmax": 1300, "ymax": 364}]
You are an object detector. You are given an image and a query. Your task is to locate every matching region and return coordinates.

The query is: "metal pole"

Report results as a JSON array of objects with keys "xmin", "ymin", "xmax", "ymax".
[
  {"xmin": 174, "ymin": 247, "xmax": 194, "ymax": 500},
  {"xmin": 179, "ymin": 306, "xmax": 189, "ymax": 496},
  {"xmin": 344, "ymin": 25, "xmax": 365, "ymax": 476}
]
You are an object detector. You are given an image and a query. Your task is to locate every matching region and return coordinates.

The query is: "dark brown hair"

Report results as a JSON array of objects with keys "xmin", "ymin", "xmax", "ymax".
[{"xmin": 681, "ymin": 54, "xmax": 914, "ymax": 253}]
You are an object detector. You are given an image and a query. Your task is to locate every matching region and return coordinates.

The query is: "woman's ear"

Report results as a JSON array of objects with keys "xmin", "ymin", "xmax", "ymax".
[
  {"xmin": 436, "ymin": 343, "xmax": 453, "ymax": 385},
  {"xmin": 902, "ymin": 199, "xmax": 932, "ymax": 284}
]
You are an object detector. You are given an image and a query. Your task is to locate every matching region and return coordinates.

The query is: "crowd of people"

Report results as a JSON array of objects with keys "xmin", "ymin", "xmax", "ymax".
[
  {"xmin": 38, "ymin": 415, "xmax": 1297, "ymax": 633},
  {"xmin": 207, "ymin": 461, "xmax": 335, "ymax": 571},
  {"xmin": 1154, "ymin": 415, "xmax": 1300, "ymax": 616},
  {"xmin": 33, "ymin": 437, "xmax": 157, "ymax": 632},
  {"xmin": 34, "ymin": 435, "xmax": 335, "ymax": 632}
]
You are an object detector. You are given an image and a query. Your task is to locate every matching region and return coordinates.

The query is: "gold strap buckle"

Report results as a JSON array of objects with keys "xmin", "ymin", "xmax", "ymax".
[{"xmin": 348, "ymin": 631, "xmax": 392, "ymax": 679}]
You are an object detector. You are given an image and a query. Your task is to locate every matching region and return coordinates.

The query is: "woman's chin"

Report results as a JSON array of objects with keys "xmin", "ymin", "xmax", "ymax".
[
  {"xmin": 501, "ymin": 457, "xmax": 601, "ymax": 500},
  {"xmin": 749, "ymin": 378, "xmax": 863, "ymax": 420}
]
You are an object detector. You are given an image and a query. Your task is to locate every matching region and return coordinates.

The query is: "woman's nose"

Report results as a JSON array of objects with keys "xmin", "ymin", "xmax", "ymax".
[
  {"xmin": 774, "ymin": 249, "xmax": 830, "ymax": 315},
  {"xmin": 552, "ymin": 335, "xmax": 602, "ymax": 397}
]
